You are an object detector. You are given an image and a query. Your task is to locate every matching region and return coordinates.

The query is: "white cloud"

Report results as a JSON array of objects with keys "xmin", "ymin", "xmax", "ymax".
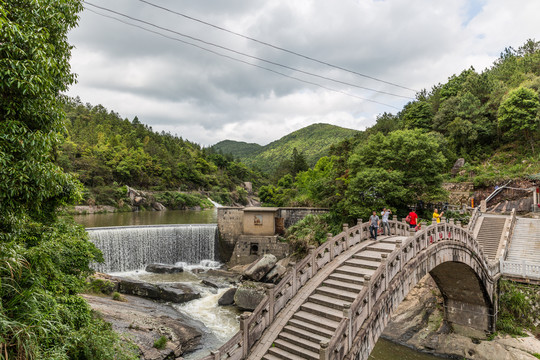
[{"xmin": 67, "ymin": 0, "xmax": 540, "ymax": 146}]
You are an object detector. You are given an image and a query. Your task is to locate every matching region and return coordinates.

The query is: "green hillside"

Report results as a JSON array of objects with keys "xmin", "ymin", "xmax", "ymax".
[
  {"xmin": 212, "ymin": 140, "xmax": 264, "ymax": 159},
  {"xmin": 213, "ymin": 123, "xmax": 359, "ymax": 173}
]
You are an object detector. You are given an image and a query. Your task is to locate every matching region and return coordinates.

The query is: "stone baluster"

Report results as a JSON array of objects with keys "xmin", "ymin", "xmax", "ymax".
[
  {"xmin": 343, "ymin": 303, "xmax": 352, "ymax": 349},
  {"xmin": 266, "ymin": 284, "xmax": 275, "ymax": 323},
  {"xmin": 319, "ymin": 341, "xmax": 329, "ymax": 360},
  {"xmin": 290, "ymin": 261, "xmax": 297, "ymax": 293},
  {"xmin": 328, "ymin": 233, "xmax": 335, "ymax": 260},
  {"xmin": 392, "ymin": 215, "xmax": 398, "ymax": 235},
  {"xmin": 308, "ymin": 245, "xmax": 316, "ymax": 274},
  {"xmin": 343, "ymin": 224, "xmax": 350, "ymax": 249},
  {"xmin": 240, "ymin": 312, "xmax": 250, "ymax": 357},
  {"xmin": 357, "ymin": 218, "xmax": 363, "ymax": 240}
]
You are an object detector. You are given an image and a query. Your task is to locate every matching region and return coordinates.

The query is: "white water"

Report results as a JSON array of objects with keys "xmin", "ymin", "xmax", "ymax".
[
  {"xmin": 207, "ymin": 198, "xmax": 223, "ymax": 208},
  {"xmin": 87, "ymin": 224, "xmax": 218, "ymax": 273}
]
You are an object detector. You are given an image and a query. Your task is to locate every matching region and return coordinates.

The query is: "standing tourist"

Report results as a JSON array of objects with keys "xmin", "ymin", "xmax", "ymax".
[
  {"xmin": 369, "ymin": 211, "xmax": 380, "ymax": 240},
  {"xmin": 381, "ymin": 208, "xmax": 392, "ymax": 235},
  {"xmin": 408, "ymin": 209, "xmax": 418, "ymax": 229},
  {"xmin": 432, "ymin": 208, "xmax": 444, "ymax": 223}
]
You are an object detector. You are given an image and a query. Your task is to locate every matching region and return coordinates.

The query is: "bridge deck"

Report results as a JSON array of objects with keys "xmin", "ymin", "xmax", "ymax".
[{"xmin": 247, "ymin": 235, "xmax": 407, "ymax": 360}]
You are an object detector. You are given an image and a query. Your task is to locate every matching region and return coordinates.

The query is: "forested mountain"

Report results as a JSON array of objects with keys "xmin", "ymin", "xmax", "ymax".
[
  {"xmin": 213, "ymin": 123, "xmax": 359, "ymax": 174},
  {"xmin": 58, "ymin": 98, "xmax": 265, "ymax": 206}
]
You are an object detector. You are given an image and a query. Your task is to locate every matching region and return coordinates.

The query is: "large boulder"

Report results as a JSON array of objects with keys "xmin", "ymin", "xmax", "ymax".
[
  {"xmin": 218, "ymin": 288, "xmax": 237, "ymax": 306},
  {"xmin": 263, "ymin": 263, "xmax": 287, "ymax": 283},
  {"xmin": 451, "ymin": 158, "xmax": 465, "ymax": 176},
  {"xmin": 146, "ymin": 263, "xmax": 184, "ymax": 274},
  {"xmin": 114, "ymin": 277, "xmax": 200, "ymax": 303},
  {"xmin": 243, "ymin": 254, "xmax": 277, "ymax": 281},
  {"xmin": 234, "ymin": 282, "xmax": 266, "ymax": 311}
]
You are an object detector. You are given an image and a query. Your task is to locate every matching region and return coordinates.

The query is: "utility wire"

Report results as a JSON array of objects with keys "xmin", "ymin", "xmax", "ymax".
[
  {"xmin": 83, "ymin": 6, "xmax": 401, "ymax": 110},
  {"xmin": 84, "ymin": 1, "xmax": 413, "ymax": 100},
  {"xmin": 137, "ymin": 0, "xmax": 419, "ymax": 93}
]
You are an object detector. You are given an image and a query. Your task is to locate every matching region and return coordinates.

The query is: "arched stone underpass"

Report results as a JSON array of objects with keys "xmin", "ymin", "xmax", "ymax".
[{"xmin": 200, "ymin": 218, "xmax": 500, "ymax": 360}]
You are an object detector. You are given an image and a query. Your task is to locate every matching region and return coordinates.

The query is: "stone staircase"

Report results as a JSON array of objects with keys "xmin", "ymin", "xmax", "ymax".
[
  {"xmin": 506, "ymin": 218, "xmax": 540, "ymax": 263},
  {"xmin": 476, "ymin": 216, "xmax": 506, "ymax": 260},
  {"xmin": 262, "ymin": 238, "xmax": 399, "ymax": 360}
]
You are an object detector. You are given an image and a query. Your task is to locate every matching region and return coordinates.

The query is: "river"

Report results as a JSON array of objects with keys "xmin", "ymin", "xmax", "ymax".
[{"xmin": 76, "ymin": 210, "xmax": 444, "ymax": 359}]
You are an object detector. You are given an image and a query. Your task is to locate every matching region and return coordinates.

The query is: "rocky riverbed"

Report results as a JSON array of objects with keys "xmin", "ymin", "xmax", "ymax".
[{"xmin": 384, "ymin": 275, "xmax": 540, "ymax": 360}]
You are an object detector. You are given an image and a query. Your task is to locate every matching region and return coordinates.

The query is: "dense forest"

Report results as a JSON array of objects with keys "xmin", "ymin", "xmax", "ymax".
[
  {"xmin": 265, "ymin": 39, "xmax": 540, "ymax": 241},
  {"xmin": 59, "ymin": 98, "xmax": 267, "ymax": 207}
]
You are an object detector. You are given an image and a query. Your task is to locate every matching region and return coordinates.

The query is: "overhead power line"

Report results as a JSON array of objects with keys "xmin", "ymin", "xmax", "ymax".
[
  {"xmin": 84, "ymin": 1, "xmax": 413, "ymax": 100},
  {"xmin": 137, "ymin": 0, "xmax": 419, "ymax": 93},
  {"xmin": 83, "ymin": 6, "xmax": 401, "ymax": 110}
]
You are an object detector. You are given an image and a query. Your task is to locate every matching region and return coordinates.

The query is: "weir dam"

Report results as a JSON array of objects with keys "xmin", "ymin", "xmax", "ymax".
[{"xmin": 87, "ymin": 224, "xmax": 218, "ymax": 273}]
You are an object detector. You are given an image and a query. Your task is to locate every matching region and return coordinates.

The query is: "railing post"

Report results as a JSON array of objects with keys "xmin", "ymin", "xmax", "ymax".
[
  {"xmin": 392, "ymin": 215, "xmax": 398, "ymax": 235},
  {"xmin": 266, "ymin": 284, "xmax": 275, "ymax": 323},
  {"xmin": 343, "ymin": 303, "xmax": 352, "ymax": 349},
  {"xmin": 328, "ymin": 233, "xmax": 334, "ymax": 260},
  {"xmin": 309, "ymin": 245, "xmax": 317, "ymax": 273},
  {"xmin": 364, "ymin": 275, "xmax": 372, "ymax": 313},
  {"xmin": 290, "ymin": 261, "xmax": 297, "ymax": 294},
  {"xmin": 240, "ymin": 312, "xmax": 250, "ymax": 357},
  {"xmin": 381, "ymin": 253, "xmax": 388, "ymax": 289},
  {"xmin": 211, "ymin": 350, "xmax": 220, "ymax": 360},
  {"xmin": 319, "ymin": 341, "xmax": 329, "ymax": 360},
  {"xmin": 395, "ymin": 240, "xmax": 403, "ymax": 271},
  {"xmin": 357, "ymin": 218, "xmax": 363, "ymax": 240},
  {"xmin": 343, "ymin": 224, "xmax": 350, "ymax": 249}
]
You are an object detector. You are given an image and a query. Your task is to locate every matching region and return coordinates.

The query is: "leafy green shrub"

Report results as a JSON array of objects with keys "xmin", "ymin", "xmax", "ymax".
[
  {"xmin": 155, "ymin": 191, "xmax": 212, "ymax": 209},
  {"xmin": 285, "ymin": 214, "xmax": 331, "ymax": 258},
  {"xmin": 86, "ymin": 277, "xmax": 116, "ymax": 295},
  {"xmin": 496, "ymin": 280, "xmax": 537, "ymax": 335},
  {"xmin": 112, "ymin": 292, "xmax": 126, "ymax": 302},
  {"xmin": 153, "ymin": 335, "xmax": 168, "ymax": 350}
]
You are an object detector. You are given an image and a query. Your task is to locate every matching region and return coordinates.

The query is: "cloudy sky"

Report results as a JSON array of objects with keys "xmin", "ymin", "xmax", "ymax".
[{"xmin": 67, "ymin": 0, "xmax": 540, "ymax": 146}]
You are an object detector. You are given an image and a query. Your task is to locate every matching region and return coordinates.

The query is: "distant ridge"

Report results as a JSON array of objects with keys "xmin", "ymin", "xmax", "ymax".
[{"xmin": 212, "ymin": 123, "xmax": 358, "ymax": 173}]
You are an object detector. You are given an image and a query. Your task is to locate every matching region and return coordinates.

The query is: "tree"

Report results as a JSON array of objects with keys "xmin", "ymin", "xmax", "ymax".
[
  {"xmin": 0, "ymin": 1, "xmax": 138, "ymax": 358},
  {"xmin": 498, "ymin": 87, "xmax": 540, "ymax": 153},
  {"xmin": 344, "ymin": 129, "xmax": 447, "ymax": 219}
]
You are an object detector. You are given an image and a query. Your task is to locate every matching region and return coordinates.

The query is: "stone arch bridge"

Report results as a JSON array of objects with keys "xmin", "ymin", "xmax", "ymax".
[{"xmin": 201, "ymin": 216, "xmax": 500, "ymax": 360}]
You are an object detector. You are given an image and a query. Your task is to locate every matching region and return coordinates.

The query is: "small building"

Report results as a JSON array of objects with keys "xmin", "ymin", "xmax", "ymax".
[{"xmin": 217, "ymin": 206, "xmax": 327, "ymax": 265}]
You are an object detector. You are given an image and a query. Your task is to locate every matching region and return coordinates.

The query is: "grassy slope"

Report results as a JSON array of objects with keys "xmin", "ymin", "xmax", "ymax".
[{"xmin": 213, "ymin": 123, "xmax": 359, "ymax": 173}]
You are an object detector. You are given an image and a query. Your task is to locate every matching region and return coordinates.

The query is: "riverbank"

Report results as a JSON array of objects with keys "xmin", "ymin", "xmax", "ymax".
[{"xmin": 384, "ymin": 275, "xmax": 540, "ymax": 360}]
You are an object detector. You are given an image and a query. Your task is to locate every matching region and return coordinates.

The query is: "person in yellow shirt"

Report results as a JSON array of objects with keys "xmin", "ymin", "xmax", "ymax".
[{"xmin": 432, "ymin": 208, "xmax": 444, "ymax": 223}]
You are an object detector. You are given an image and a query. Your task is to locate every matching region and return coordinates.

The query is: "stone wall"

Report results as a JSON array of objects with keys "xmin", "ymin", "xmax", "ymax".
[
  {"xmin": 278, "ymin": 207, "xmax": 328, "ymax": 228},
  {"xmin": 217, "ymin": 207, "xmax": 243, "ymax": 261},
  {"xmin": 229, "ymin": 235, "xmax": 290, "ymax": 266}
]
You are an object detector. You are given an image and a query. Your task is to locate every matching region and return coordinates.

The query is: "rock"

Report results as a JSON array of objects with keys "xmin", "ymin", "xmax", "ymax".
[
  {"xmin": 114, "ymin": 277, "xmax": 200, "ymax": 303},
  {"xmin": 263, "ymin": 263, "xmax": 287, "ymax": 283},
  {"xmin": 146, "ymin": 263, "xmax": 184, "ymax": 274},
  {"xmin": 159, "ymin": 284, "xmax": 201, "ymax": 303},
  {"xmin": 243, "ymin": 182, "xmax": 253, "ymax": 195},
  {"xmin": 234, "ymin": 282, "xmax": 266, "ymax": 311},
  {"xmin": 151, "ymin": 202, "xmax": 167, "ymax": 211},
  {"xmin": 82, "ymin": 293, "xmax": 203, "ymax": 359},
  {"xmin": 244, "ymin": 254, "xmax": 277, "ymax": 281},
  {"xmin": 451, "ymin": 158, "xmax": 465, "ymax": 176},
  {"xmin": 218, "ymin": 288, "xmax": 237, "ymax": 306},
  {"xmin": 205, "ymin": 269, "xmax": 242, "ymax": 282}
]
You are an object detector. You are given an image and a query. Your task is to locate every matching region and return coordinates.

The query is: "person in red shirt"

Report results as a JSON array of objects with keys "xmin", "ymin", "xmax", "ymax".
[{"xmin": 408, "ymin": 210, "xmax": 418, "ymax": 229}]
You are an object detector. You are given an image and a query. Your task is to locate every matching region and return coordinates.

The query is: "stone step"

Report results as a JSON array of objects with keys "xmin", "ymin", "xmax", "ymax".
[
  {"xmin": 327, "ymin": 272, "xmax": 365, "ymax": 286},
  {"xmin": 278, "ymin": 332, "xmax": 320, "ymax": 353},
  {"xmin": 292, "ymin": 311, "xmax": 340, "ymax": 331},
  {"xmin": 343, "ymin": 258, "xmax": 380, "ymax": 270},
  {"xmin": 272, "ymin": 339, "xmax": 319, "ymax": 360},
  {"xmin": 267, "ymin": 343, "xmax": 314, "ymax": 360},
  {"xmin": 300, "ymin": 301, "xmax": 343, "ymax": 322},
  {"xmin": 366, "ymin": 242, "xmax": 396, "ymax": 253},
  {"xmin": 262, "ymin": 353, "xmax": 286, "ymax": 360},
  {"xmin": 315, "ymin": 285, "xmax": 358, "ymax": 302},
  {"xmin": 308, "ymin": 293, "xmax": 350, "ymax": 310},
  {"xmin": 323, "ymin": 278, "xmax": 364, "ymax": 292},
  {"xmin": 335, "ymin": 265, "xmax": 375, "ymax": 277},
  {"xmin": 287, "ymin": 318, "xmax": 335, "ymax": 338},
  {"xmin": 282, "ymin": 324, "xmax": 330, "ymax": 343},
  {"xmin": 352, "ymin": 251, "xmax": 385, "ymax": 262}
]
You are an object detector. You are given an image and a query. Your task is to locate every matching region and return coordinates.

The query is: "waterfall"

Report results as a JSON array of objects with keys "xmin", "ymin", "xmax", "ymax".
[{"xmin": 87, "ymin": 224, "xmax": 218, "ymax": 273}]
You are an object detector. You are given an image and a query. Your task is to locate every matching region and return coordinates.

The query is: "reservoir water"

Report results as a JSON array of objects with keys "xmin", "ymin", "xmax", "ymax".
[{"xmin": 73, "ymin": 208, "xmax": 217, "ymax": 228}]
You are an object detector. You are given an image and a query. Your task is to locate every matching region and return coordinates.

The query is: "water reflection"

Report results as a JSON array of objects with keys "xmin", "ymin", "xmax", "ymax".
[{"xmin": 73, "ymin": 209, "xmax": 218, "ymax": 228}]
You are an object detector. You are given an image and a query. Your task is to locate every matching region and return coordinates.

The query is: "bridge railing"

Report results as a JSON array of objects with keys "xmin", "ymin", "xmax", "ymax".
[
  {"xmin": 468, "ymin": 206, "xmax": 481, "ymax": 232},
  {"xmin": 201, "ymin": 216, "xmax": 410, "ymax": 360},
  {"xmin": 320, "ymin": 220, "xmax": 493, "ymax": 360}
]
